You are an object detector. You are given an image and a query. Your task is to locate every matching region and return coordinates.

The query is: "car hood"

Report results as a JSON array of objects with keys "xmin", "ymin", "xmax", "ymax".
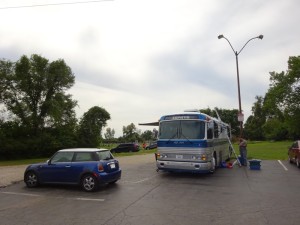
[{"xmin": 26, "ymin": 162, "xmax": 48, "ymax": 169}]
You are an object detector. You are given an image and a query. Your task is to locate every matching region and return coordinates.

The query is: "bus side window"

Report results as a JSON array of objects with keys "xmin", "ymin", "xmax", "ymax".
[
  {"xmin": 227, "ymin": 127, "xmax": 231, "ymax": 138},
  {"xmin": 214, "ymin": 122, "xmax": 219, "ymax": 138},
  {"xmin": 207, "ymin": 121, "xmax": 213, "ymax": 139}
]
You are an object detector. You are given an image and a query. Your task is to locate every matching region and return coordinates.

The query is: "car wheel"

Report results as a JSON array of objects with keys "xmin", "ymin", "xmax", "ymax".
[
  {"xmin": 81, "ymin": 174, "xmax": 98, "ymax": 192},
  {"xmin": 288, "ymin": 156, "xmax": 293, "ymax": 163},
  {"xmin": 296, "ymin": 158, "xmax": 300, "ymax": 168},
  {"xmin": 24, "ymin": 171, "xmax": 39, "ymax": 188}
]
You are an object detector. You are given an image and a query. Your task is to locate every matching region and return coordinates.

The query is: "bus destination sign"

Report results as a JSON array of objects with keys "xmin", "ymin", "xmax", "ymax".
[{"xmin": 164, "ymin": 115, "xmax": 199, "ymax": 120}]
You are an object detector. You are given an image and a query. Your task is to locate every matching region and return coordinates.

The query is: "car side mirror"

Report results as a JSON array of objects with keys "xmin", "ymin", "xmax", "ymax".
[{"xmin": 47, "ymin": 160, "xmax": 51, "ymax": 165}]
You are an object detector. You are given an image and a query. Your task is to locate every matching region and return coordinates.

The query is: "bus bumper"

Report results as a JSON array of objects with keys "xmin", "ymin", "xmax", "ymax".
[{"xmin": 156, "ymin": 160, "xmax": 213, "ymax": 173}]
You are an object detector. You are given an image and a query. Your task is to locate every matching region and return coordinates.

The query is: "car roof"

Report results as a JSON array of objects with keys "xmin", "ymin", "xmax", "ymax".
[{"xmin": 58, "ymin": 148, "xmax": 109, "ymax": 152}]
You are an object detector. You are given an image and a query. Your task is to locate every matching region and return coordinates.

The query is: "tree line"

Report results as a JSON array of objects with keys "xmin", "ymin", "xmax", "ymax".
[
  {"xmin": 0, "ymin": 54, "xmax": 112, "ymax": 159},
  {"xmin": 201, "ymin": 56, "xmax": 300, "ymax": 141},
  {"xmin": 244, "ymin": 56, "xmax": 300, "ymax": 141},
  {"xmin": 0, "ymin": 54, "xmax": 159, "ymax": 159},
  {"xmin": 0, "ymin": 54, "xmax": 299, "ymax": 159}
]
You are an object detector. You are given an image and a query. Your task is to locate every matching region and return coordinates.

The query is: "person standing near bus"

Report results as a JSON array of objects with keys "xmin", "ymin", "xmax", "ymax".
[{"xmin": 239, "ymin": 138, "xmax": 248, "ymax": 166}]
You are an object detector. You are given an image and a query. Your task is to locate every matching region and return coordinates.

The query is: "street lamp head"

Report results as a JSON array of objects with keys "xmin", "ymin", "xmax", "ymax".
[
  {"xmin": 218, "ymin": 34, "xmax": 224, "ymax": 39},
  {"xmin": 258, "ymin": 34, "xmax": 264, "ymax": 39}
]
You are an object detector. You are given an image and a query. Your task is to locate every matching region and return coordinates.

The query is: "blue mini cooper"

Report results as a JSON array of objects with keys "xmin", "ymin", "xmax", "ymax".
[{"xmin": 24, "ymin": 148, "xmax": 121, "ymax": 192}]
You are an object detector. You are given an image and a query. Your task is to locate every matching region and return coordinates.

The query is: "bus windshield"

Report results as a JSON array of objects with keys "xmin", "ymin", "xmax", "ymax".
[{"xmin": 159, "ymin": 120, "xmax": 205, "ymax": 140}]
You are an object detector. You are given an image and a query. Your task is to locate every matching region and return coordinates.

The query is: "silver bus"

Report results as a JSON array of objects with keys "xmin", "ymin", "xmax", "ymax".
[{"xmin": 155, "ymin": 111, "xmax": 231, "ymax": 173}]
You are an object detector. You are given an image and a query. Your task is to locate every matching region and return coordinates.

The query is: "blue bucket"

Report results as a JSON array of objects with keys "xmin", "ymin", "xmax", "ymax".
[
  {"xmin": 248, "ymin": 159, "xmax": 262, "ymax": 170},
  {"xmin": 250, "ymin": 165, "xmax": 261, "ymax": 170},
  {"xmin": 221, "ymin": 162, "xmax": 227, "ymax": 168}
]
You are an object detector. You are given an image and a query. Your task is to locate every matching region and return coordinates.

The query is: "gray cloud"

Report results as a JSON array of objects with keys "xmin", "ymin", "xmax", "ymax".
[{"xmin": 1, "ymin": 0, "xmax": 300, "ymax": 136}]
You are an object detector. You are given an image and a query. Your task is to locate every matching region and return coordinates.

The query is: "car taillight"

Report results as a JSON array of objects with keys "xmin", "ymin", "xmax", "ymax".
[{"xmin": 98, "ymin": 163, "xmax": 104, "ymax": 172}]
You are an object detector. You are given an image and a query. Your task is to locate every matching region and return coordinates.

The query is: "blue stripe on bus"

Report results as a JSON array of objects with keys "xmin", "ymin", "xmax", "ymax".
[
  {"xmin": 158, "ymin": 139, "xmax": 228, "ymax": 148},
  {"xmin": 158, "ymin": 140, "xmax": 209, "ymax": 148}
]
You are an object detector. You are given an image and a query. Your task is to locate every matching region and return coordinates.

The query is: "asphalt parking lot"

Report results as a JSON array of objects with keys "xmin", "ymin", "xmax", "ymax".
[{"xmin": 1, "ymin": 154, "xmax": 300, "ymax": 225}]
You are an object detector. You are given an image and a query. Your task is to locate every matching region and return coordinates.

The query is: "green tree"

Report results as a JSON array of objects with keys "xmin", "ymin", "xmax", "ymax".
[
  {"xmin": 122, "ymin": 123, "xmax": 140, "ymax": 142},
  {"xmin": 77, "ymin": 106, "xmax": 110, "ymax": 147},
  {"xmin": 0, "ymin": 54, "xmax": 78, "ymax": 158},
  {"xmin": 104, "ymin": 127, "xmax": 115, "ymax": 141},
  {"xmin": 200, "ymin": 108, "xmax": 239, "ymax": 137},
  {"xmin": 141, "ymin": 130, "xmax": 154, "ymax": 141},
  {"xmin": 0, "ymin": 54, "xmax": 77, "ymax": 134},
  {"xmin": 244, "ymin": 96, "xmax": 266, "ymax": 140},
  {"xmin": 262, "ymin": 117, "xmax": 288, "ymax": 140},
  {"xmin": 263, "ymin": 56, "xmax": 300, "ymax": 139}
]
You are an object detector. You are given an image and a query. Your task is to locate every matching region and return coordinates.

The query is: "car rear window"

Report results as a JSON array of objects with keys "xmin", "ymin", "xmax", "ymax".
[{"xmin": 96, "ymin": 151, "xmax": 114, "ymax": 160}]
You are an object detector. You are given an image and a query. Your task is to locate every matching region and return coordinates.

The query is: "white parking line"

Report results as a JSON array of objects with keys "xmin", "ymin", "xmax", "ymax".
[
  {"xmin": 123, "ymin": 174, "xmax": 159, "ymax": 184},
  {"xmin": 278, "ymin": 160, "xmax": 288, "ymax": 171},
  {"xmin": 75, "ymin": 198, "xmax": 105, "ymax": 202},
  {"xmin": 0, "ymin": 191, "xmax": 41, "ymax": 197},
  {"xmin": 0, "ymin": 191, "xmax": 105, "ymax": 202}
]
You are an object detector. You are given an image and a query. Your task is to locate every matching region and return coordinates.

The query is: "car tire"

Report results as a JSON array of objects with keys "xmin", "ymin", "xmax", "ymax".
[
  {"xmin": 288, "ymin": 156, "xmax": 293, "ymax": 163},
  {"xmin": 24, "ymin": 171, "xmax": 39, "ymax": 188},
  {"xmin": 81, "ymin": 174, "xmax": 98, "ymax": 192}
]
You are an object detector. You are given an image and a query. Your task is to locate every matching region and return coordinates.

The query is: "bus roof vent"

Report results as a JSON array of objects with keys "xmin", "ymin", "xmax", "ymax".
[{"xmin": 184, "ymin": 109, "xmax": 199, "ymax": 113}]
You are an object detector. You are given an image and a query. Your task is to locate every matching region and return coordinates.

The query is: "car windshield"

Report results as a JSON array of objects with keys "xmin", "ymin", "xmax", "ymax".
[
  {"xmin": 159, "ymin": 120, "xmax": 205, "ymax": 140},
  {"xmin": 96, "ymin": 150, "xmax": 114, "ymax": 160},
  {"xmin": 51, "ymin": 152, "xmax": 74, "ymax": 163}
]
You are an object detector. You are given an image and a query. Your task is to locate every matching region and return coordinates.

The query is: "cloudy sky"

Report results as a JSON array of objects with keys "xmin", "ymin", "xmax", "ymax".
[{"xmin": 0, "ymin": 0, "xmax": 299, "ymax": 137}]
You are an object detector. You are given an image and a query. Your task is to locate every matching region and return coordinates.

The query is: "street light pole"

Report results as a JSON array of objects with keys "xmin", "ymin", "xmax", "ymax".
[{"xmin": 218, "ymin": 34, "xmax": 263, "ymax": 138}]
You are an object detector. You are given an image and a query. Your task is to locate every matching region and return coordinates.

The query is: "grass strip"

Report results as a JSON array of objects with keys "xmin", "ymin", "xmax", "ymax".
[{"xmin": 0, "ymin": 141, "xmax": 292, "ymax": 166}]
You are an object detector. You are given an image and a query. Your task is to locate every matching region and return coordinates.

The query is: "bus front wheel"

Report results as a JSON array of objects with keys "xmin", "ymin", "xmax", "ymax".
[{"xmin": 210, "ymin": 153, "xmax": 217, "ymax": 173}]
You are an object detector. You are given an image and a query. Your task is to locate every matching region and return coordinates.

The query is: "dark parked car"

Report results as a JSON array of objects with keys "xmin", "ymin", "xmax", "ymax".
[
  {"xmin": 24, "ymin": 148, "xmax": 121, "ymax": 192},
  {"xmin": 288, "ymin": 140, "xmax": 300, "ymax": 168},
  {"xmin": 145, "ymin": 141, "xmax": 157, "ymax": 150},
  {"xmin": 110, "ymin": 143, "xmax": 139, "ymax": 153}
]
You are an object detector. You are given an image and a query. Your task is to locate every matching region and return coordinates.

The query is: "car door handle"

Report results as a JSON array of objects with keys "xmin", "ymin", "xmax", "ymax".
[{"xmin": 65, "ymin": 165, "xmax": 71, "ymax": 168}]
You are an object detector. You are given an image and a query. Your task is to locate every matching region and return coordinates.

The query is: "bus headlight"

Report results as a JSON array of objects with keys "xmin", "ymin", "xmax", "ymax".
[
  {"xmin": 193, "ymin": 155, "xmax": 206, "ymax": 160},
  {"xmin": 162, "ymin": 154, "xmax": 167, "ymax": 158}
]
